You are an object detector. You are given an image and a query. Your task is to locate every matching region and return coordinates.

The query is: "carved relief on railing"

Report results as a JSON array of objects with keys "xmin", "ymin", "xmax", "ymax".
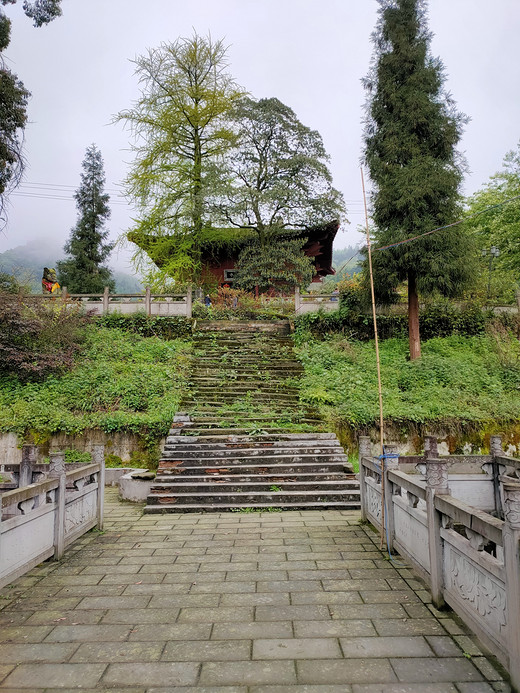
[
  {"xmin": 366, "ymin": 482, "xmax": 382, "ymax": 525},
  {"xmin": 465, "ymin": 528, "xmax": 489, "ymax": 552},
  {"xmin": 65, "ymin": 491, "xmax": 96, "ymax": 535},
  {"xmin": 445, "ymin": 545, "xmax": 507, "ymax": 637},
  {"xmin": 502, "ymin": 482, "xmax": 520, "ymax": 529},
  {"xmin": 17, "ymin": 498, "xmax": 35, "ymax": 515},
  {"xmin": 425, "ymin": 460, "xmax": 449, "ymax": 492},
  {"xmin": 407, "ymin": 491, "xmax": 419, "ymax": 508}
]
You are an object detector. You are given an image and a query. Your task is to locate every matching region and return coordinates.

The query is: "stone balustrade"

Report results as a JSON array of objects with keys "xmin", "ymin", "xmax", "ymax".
[
  {"xmin": 359, "ymin": 434, "xmax": 520, "ymax": 689},
  {"xmin": 0, "ymin": 445, "xmax": 105, "ymax": 589}
]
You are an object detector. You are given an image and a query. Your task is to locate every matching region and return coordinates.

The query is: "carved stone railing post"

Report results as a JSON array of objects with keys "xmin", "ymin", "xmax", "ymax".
[
  {"xmin": 383, "ymin": 445, "xmax": 399, "ymax": 553},
  {"xmin": 20, "ymin": 444, "xmax": 37, "ymax": 488},
  {"xmin": 49, "ymin": 452, "xmax": 66, "ymax": 560},
  {"xmin": 102, "ymin": 286, "xmax": 110, "ymax": 314},
  {"xmin": 425, "ymin": 439, "xmax": 448, "ymax": 609},
  {"xmin": 185, "ymin": 284, "xmax": 193, "ymax": 318},
  {"xmin": 491, "ymin": 435, "xmax": 504, "ymax": 519},
  {"xmin": 502, "ymin": 480, "xmax": 520, "ymax": 692},
  {"xmin": 294, "ymin": 286, "xmax": 301, "ymax": 313},
  {"xmin": 358, "ymin": 436, "xmax": 371, "ymax": 522},
  {"xmin": 145, "ymin": 286, "xmax": 151, "ymax": 316},
  {"xmin": 92, "ymin": 445, "xmax": 105, "ymax": 531}
]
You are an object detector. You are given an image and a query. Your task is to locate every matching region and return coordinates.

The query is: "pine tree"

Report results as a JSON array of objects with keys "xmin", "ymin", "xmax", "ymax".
[
  {"xmin": 363, "ymin": 0, "xmax": 474, "ymax": 359},
  {"xmin": 57, "ymin": 145, "xmax": 115, "ymax": 293}
]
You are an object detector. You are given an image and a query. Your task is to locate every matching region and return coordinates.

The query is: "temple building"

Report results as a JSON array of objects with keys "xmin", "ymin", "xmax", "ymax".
[{"xmin": 128, "ymin": 220, "xmax": 339, "ymax": 287}]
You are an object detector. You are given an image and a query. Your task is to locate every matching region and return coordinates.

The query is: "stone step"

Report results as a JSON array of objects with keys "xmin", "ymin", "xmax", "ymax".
[
  {"xmin": 165, "ymin": 432, "xmax": 339, "ymax": 443},
  {"xmin": 146, "ymin": 489, "xmax": 360, "ymax": 506},
  {"xmin": 155, "ymin": 472, "xmax": 353, "ymax": 482},
  {"xmin": 151, "ymin": 481, "xmax": 358, "ymax": 494},
  {"xmin": 156, "ymin": 462, "xmax": 351, "ymax": 476},
  {"xmin": 144, "ymin": 500, "xmax": 360, "ymax": 512}
]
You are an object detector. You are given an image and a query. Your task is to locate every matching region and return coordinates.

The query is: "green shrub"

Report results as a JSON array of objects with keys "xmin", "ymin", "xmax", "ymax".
[{"xmin": 97, "ymin": 313, "xmax": 192, "ymax": 339}]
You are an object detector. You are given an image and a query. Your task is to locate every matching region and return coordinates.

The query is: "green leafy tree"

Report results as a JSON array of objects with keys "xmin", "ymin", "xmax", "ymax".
[
  {"xmin": 363, "ymin": 0, "xmax": 474, "ymax": 359},
  {"xmin": 215, "ymin": 97, "xmax": 345, "ymax": 245},
  {"xmin": 465, "ymin": 142, "xmax": 520, "ymax": 295},
  {"xmin": 118, "ymin": 32, "xmax": 244, "ymax": 282},
  {"xmin": 0, "ymin": 0, "xmax": 62, "ymax": 223},
  {"xmin": 234, "ymin": 237, "xmax": 314, "ymax": 293},
  {"xmin": 57, "ymin": 145, "xmax": 115, "ymax": 293}
]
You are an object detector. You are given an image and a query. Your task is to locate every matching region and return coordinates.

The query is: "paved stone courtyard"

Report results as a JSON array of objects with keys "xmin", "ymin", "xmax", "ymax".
[{"xmin": 0, "ymin": 488, "xmax": 511, "ymax": 692}]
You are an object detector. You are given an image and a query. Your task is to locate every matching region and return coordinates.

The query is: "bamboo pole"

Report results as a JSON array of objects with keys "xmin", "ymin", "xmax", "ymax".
[{"xmin": 360, "ymin": 167, "xmax": 386, "ymax": 548}]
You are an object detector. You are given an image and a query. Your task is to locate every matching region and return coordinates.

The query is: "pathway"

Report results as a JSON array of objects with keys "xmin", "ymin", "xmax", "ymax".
[{"xmin": 0, "ymin": 488, "xmax": 510, "ymax": 692}]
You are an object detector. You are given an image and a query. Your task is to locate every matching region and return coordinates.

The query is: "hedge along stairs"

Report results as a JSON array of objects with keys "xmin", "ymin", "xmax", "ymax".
[{"xmin": 145, "ymin": 321, "xmax": 359, "ymax": 512}]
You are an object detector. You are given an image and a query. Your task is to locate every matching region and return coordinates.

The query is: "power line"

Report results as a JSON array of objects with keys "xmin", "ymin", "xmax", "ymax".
[{"xmin": 372, "ymin": 195, "xmax": 520, "ymax": 253}]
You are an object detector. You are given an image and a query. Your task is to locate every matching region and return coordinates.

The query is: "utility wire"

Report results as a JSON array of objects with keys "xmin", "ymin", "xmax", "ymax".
[{"xmin": 372, "ymin": 194, "xmax": 520, "ymax": 253}]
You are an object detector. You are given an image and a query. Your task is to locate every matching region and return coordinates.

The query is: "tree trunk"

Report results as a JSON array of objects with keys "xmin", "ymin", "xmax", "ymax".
[{"xmin": 408, "ymin": 271, "xmax": 421, "ymax": 360}]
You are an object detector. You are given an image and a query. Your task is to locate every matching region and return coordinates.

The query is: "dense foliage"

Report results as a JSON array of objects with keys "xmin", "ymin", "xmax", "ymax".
[
  {"xmin": 0, "ymin": 292, "xmax": 89, "ymax": 381},
  {"xmin": 120, "ymin": 32, "xmax": 243, "ymax": 283},
  {"xmin": 57, "ymin": 145, "xmax": 115, "ymax": 293},
  {"xmin": 214, "ymin": 97, "xmax": 345, "ymax": 243},
  {"xmin": 293, "ymin": 301, "xmax": 505, "ymax": 342},
  {"xmin": 0, "ymin": 326, "xmax": 190, "ymax": 448},
  {"xmin": 295, "ymin": 331, "xmax": 520, "ymax": 429},
  {"xmin": 0, "ymin": 0, "xmax": 62, "ymax": 223},
  {"xmin": 363, "ymin": 0, "xmax": 473, "ymax": 358},
  {"xmin": 96, "ymin": 313, "xmax": 192, "ymax": 339}
]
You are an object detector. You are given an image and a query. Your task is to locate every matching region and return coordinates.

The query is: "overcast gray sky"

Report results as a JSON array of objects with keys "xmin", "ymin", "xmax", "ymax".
[{"xmin": 1, "ymin": 0, "xmax": 519, "ymax": 272}]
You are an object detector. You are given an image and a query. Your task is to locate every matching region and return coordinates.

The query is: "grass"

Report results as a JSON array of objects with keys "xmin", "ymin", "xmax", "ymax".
[
  {"xmin": 0, "ymin": 325, "xmax": 191, "ymax": 449},
  {"xmin": 295, "ymin": 331, "xmax": 520, "ymax": 430}
]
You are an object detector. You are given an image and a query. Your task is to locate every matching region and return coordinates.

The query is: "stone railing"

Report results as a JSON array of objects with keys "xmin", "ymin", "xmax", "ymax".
[
  {"xmin": 359, "ymin": 435, "xmax": 520, "ymax": 689},
  {"xmin": 0, "ymin": 446, "xmax": 105, "ymax": 589},
  {"xmin": 37, "ymin": 286, "xmax": 192, "ymax": 317},
  {"xmin": 294, "ymin": 287, "xmax": 339, "ymax": 314}
]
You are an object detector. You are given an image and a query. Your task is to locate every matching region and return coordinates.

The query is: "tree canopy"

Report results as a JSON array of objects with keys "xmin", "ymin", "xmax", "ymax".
[
  {"xmin": 465, "ymin": 142, "xmax": 520, "ymax": 278},
  {"xmin": 0, "ymin": 0, "xmax": 62, "ymax": 224},
  {"xmin": 57, "ymin": 145, "xmax": 114, "ymax": 293},
  {"xmin": 363, "ymin": 0, "xmax": 473, "ymax": 359},
  {"xmin": 214, "ymin": 97, "xmax": 345, "ymax": 247},
  {"xmin": 118, "ymin": 32, "xmax": 244, "ymax": 282}
]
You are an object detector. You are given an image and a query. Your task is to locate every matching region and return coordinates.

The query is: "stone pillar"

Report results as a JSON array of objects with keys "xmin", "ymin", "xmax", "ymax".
[
  {"xmin": 425, "ymin": 441, "xmax": 448, "ymax": 609},
  {"xmin": 102, "ymin": 286, "xmax": 110, "ymax": 314},
  {"xmin": 383, "ymin": 445, "xmax": 399, "ymax": 553},
  {"xmin": 48, "ymin": 451, "xmax": 66, "ymax": 478},
  {"xmin": 145, "ymin": 286, "xmax": 151, "ymax": 316},
  {"xmin": 92, "ymin": 445, "xmax": 105, "ymax": 531},
  {"xmin": 20, "ymin": 444, "xmax": 37, "ymax": 488},
  {"xmin": 49, "ymin": 452, "xmax": 66, "ymax": 560},
  {"xmin": 358, "ymin": 436, "xmax": 372, "ymax": 523},
  {"xmin": 502, "ymin": 480, "xmax": 520, "ymax": 692},
  {"xmin": 294, "ymin": 286, "xmax": 301, "ymax": 313},
  {"xmin": 490, "ymin": 435, "xmax": 504, "ymax": 519},
  {"xmin": 185, "ymin": 284, "xmax": 193, "ymax": 318}
]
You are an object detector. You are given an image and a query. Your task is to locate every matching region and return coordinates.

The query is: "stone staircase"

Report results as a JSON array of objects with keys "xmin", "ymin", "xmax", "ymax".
[{"xmin": 144, "ymin": 321, "xmax": 359, "ymax": 512}]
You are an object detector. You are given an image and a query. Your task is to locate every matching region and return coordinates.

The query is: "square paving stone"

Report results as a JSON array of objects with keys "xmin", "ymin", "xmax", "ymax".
[
  {"xmin": 294, "ymin": 620, "xmax": 377, "ymax": 638},
  {"xmin": 0, "ymin": 626, "xmax": 53, "ymax": 643},
  {"xmin": 221, "ymin": 593, "xmax": 290, "ymax": 606},
  {"xmin": 351, "ymin": 685, "xmax": 458, "ymax": 692},
  {"xmin": 178, "ymin": 606, "xmax": 254, "ymax": 623},
  {"xmin": 374, "ymin": 619, "xmax": 446, "ymax": 636},
  {"xmin": 211, "ymin": 622, "xmax": 294, "ymax": 640},
  {"xmin": 190, "ymin": 581, "xmax": 257, "ymax": 594},
  {"xmin": 359, "ymin": 590, "xmax": 418, "ymax": 603},
  {"xmin": 425, "ymin": 635, "xmax": 465, "ymax": 657},
  {"xmin": 339, "ymin": 636, "xmax": 434, "ymax": 658},
  {"xmin": 322, "ymin": 580, "xmax": 390, "ymax": 592},
  {"xmin": 291, "ymin": 592, "xmax": 363, "ymax": 606},
  {"xmin": 250, "ymin": 686, "xmax": 353, "ymax": 693},
  {"xmin": 102, "ymin": 661, "xmax": 199, "ymax": 687},
  {"xmin": 148, "ymin": 594, "xmax": 219, "ymax": 608},
  {"xmin": 456, "ymin": 684, "xmax": 497, "ymax": 693},
  {"xmin": 100, "ymin": 608, "xmax": 180, "ymax": 625},
  {"xmin": 70, "ymin": 641, "xmax": 163, "ymax": 662},
  {"xmin": 0, "ymin": 642, "xmax": 79, "ymax": 662},
  {"xmin": 76, "ymin": 595, "xmax": 151, "ymax": 610},
  {"xmin": 297, "ymin": 659, "xmax": 397, "ymax": 685},
  {"xmin": 390, "ymin": 657, "xmax": 483, "ymax": 682},
  {"xmin": 253, "ymin": 638, "xmax": 342, "ymax": 659},
  {"xmin": 256, "ymin": 605, "xmax": 331, "ymax": 621},
  {"xmin": 44, "ymin": 624, "xmax": 131, "ymax": 642},
  {"xmin": 330, "ymin": 604, "xmax": 407, "ymax": 620},
  {"xmin": 163, "ymin": 639, "xmax": 251, "ymax": 661},
  {"xmin": 128, "ymin": 623, "xmax": 212, "ymax": 641},
  {"xmin": 2, "ymin": 663, "xmax": 106, "ymax": 689},
  {"xmin": 200, "ymin": 660, "xmax": 297, "ymax": 686}
]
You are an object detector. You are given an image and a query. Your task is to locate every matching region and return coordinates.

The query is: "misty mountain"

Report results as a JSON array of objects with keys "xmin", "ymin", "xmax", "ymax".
[{"xmin": 0, "ymin": 240, "xmax": 142, "ymax": 294}]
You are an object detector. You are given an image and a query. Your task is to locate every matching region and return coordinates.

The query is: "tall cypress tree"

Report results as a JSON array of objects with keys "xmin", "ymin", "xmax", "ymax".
[
  {"xmin": 363, "ymin": 0, "xmax": 474, "ymax": 359},
  {"xmin": 58, "ymin": 145, "xmax": 115, "ymax": 293}
]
